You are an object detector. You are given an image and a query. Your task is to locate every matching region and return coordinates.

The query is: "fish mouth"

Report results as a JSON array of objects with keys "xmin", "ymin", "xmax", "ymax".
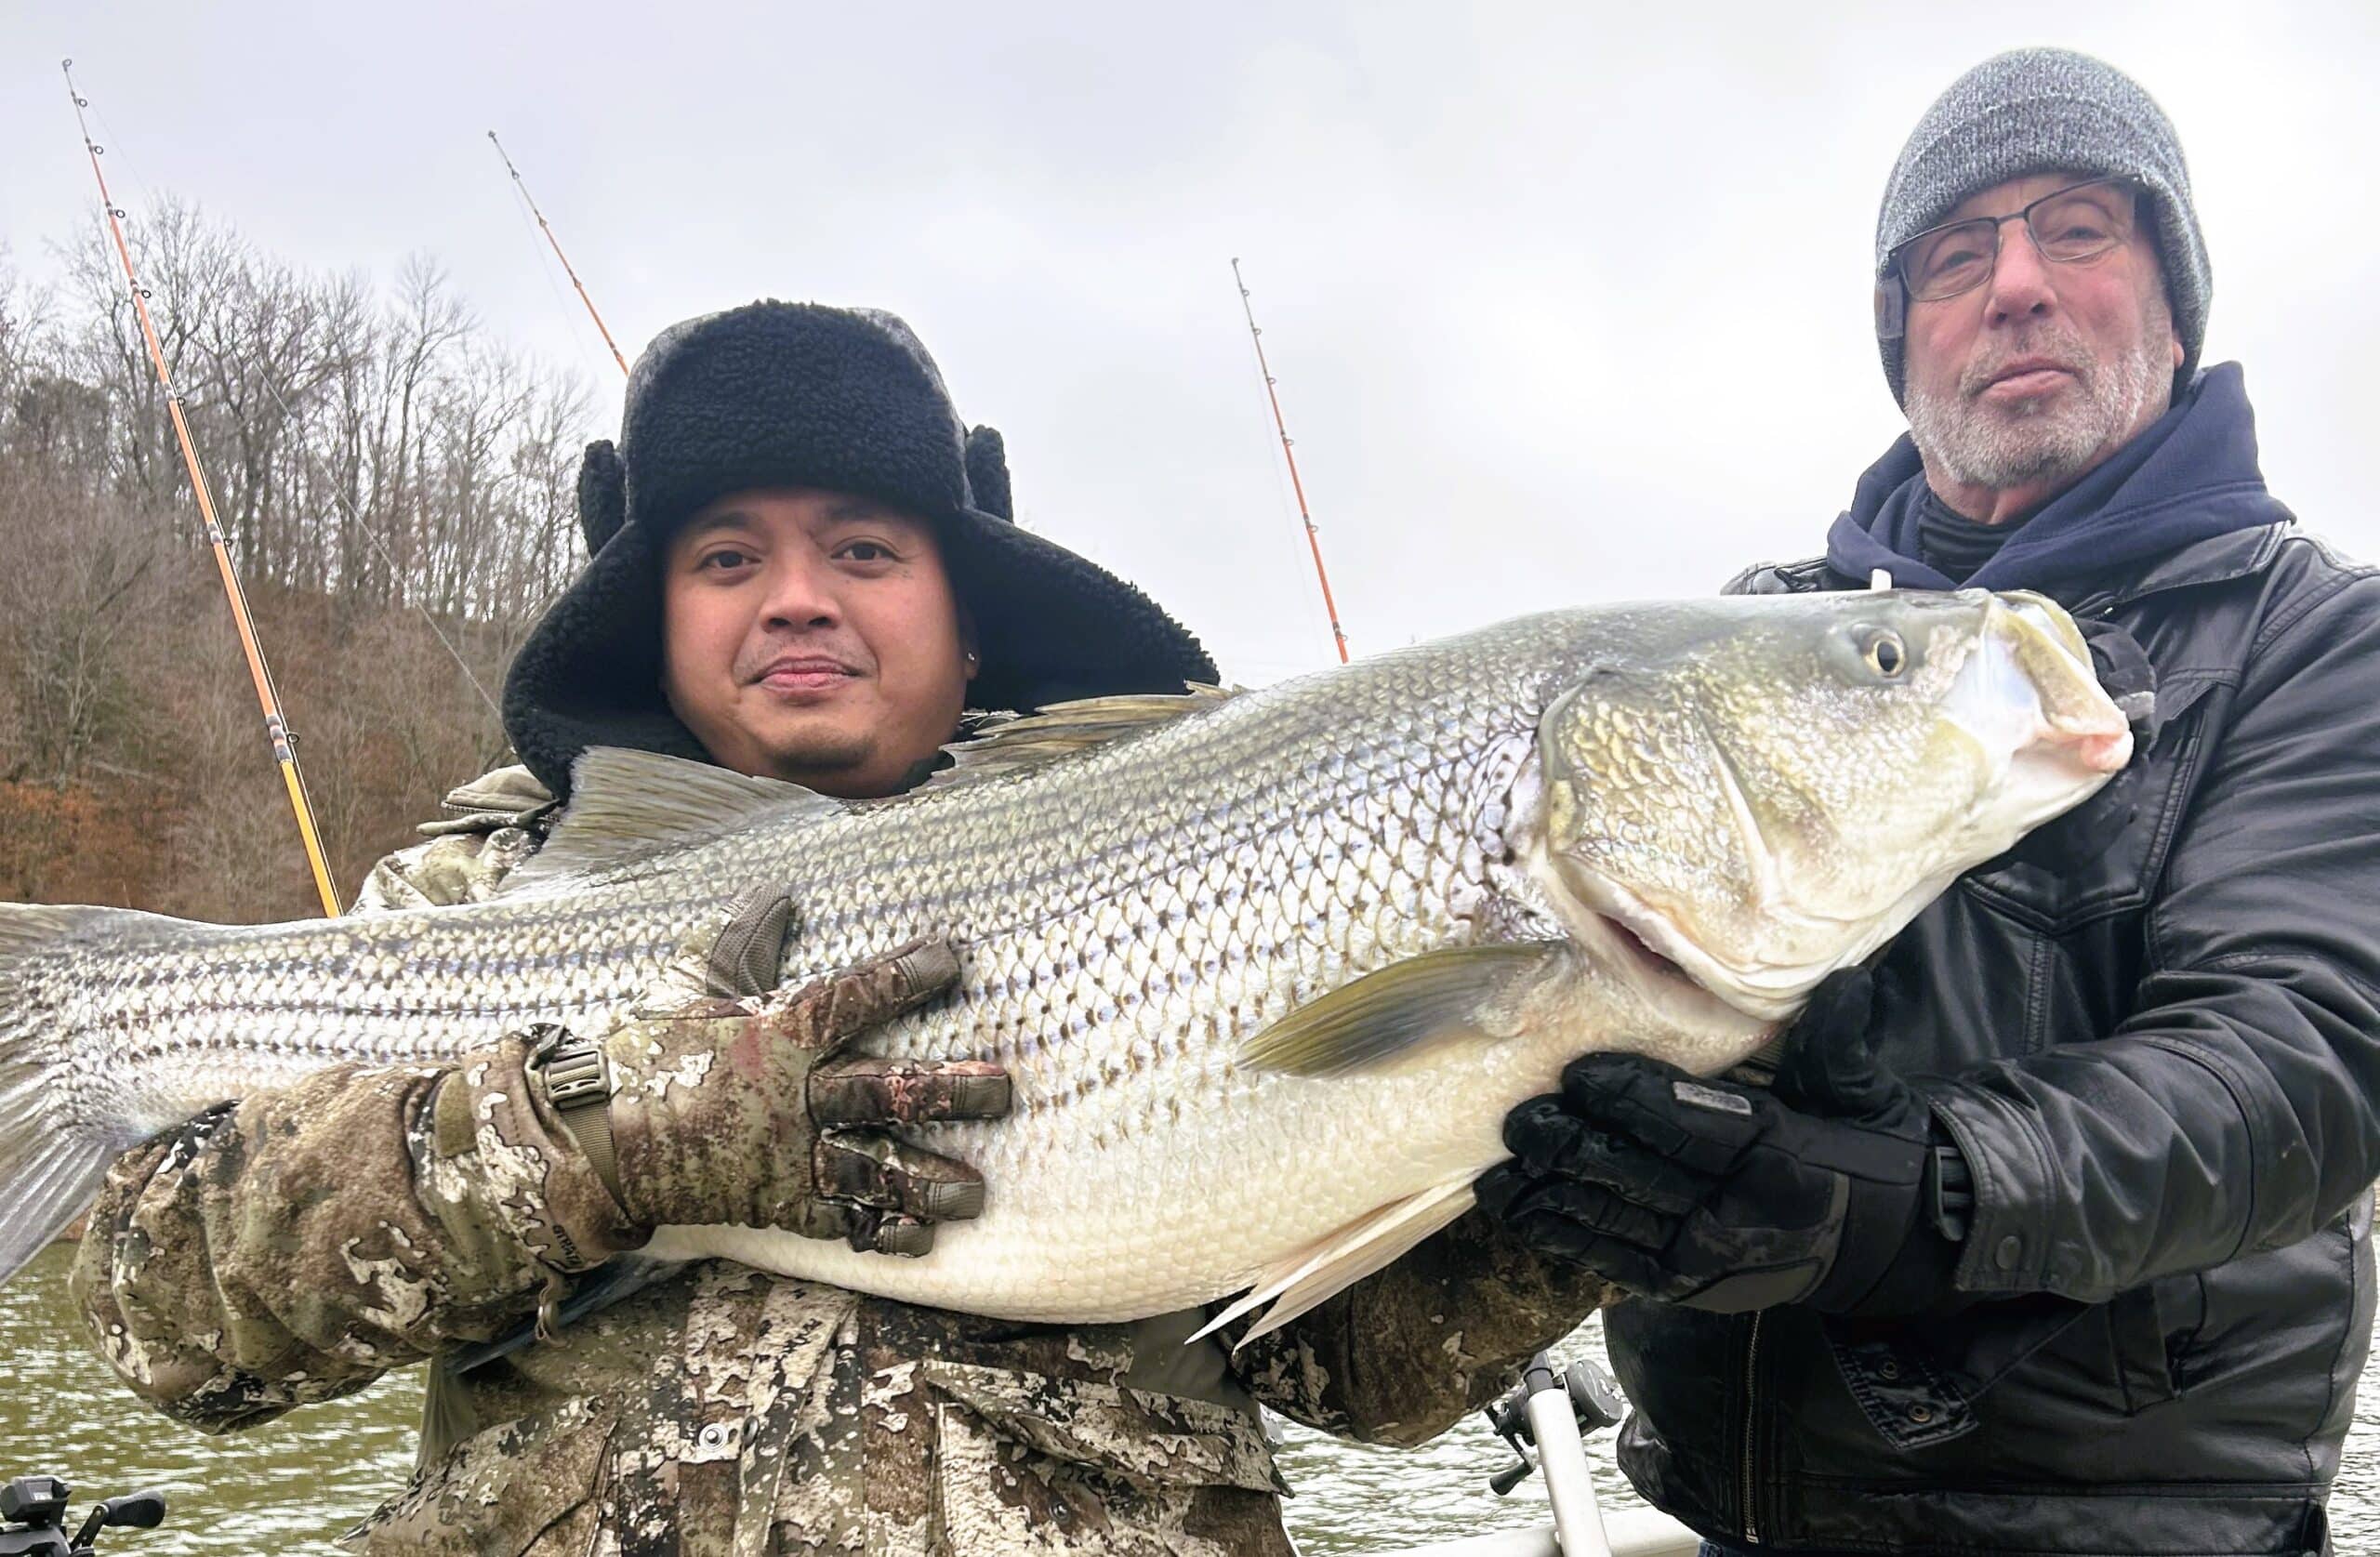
[
  {"xmin": 1945, "ymin": 594, "xmax": 2134, "ymax": 818},
  {"xmin": 1593, "ymin": 908, "xmax": 1693, "ymax": 985},
  {"xmin": 1514, "ymin": 746, "xmax": 1778, "ymax": 1029},
  {"xmin": 1555, "ymin": 862, "xmax": 1805, "ymax": 1025}
]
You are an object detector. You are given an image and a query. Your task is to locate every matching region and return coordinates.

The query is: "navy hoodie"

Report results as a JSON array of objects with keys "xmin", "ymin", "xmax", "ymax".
[{"xmin": 1824, "ymin": 363, "xmax": 2291, "ymax": 594}]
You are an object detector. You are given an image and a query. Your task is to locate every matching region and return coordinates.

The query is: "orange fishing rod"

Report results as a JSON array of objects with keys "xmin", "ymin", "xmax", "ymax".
[
  {"xmin": 59, "ymin": 59, "xmax": 343, "ymax": 917},
  {"xmin": 487, "ymin": 131, "xmax": 629, "ymax": 377},
  {"xmin": 1231, "ymin": 258, "xmax": 1349, "ymax": 663}
]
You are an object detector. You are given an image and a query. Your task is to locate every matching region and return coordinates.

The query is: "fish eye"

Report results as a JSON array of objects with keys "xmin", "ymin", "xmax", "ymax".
[{"xmin": 1864, "ymin": 629, "xmax": 1908, "ymax": 678}]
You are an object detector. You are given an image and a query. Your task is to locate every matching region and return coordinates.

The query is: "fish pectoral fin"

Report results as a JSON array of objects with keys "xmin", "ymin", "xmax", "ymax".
[
  {"xmin": 498, "ymin": 747, "xmax": 844, "ymax": 896},
  {"xmin": 1236, "ymin": 943, "xmax": 1569, "ymax": 1078},
  {"xmin": 1190, "ymin": 1177, "xmax": 1479, "ymax": 1349},
  {"xmin": 920, "ymin": 685, "xmax": 1242, "ymax": 789}
]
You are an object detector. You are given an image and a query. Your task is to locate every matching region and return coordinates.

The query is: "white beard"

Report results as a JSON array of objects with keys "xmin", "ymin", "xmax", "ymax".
[{"xmin": 1908, "ymin": 309, "xmax": 2172, "ymax": 495}]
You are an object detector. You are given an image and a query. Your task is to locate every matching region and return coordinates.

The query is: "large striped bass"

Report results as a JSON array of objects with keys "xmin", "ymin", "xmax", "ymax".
[{"xmin": 0, "ymin": 592, "xmax": 2129, "ymax": 1337}]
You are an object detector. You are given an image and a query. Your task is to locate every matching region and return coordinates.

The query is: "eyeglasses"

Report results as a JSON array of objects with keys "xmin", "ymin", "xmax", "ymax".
[{"xmin": 1888, "ymin": 177, "xmax": 2143, "ymax": 304}]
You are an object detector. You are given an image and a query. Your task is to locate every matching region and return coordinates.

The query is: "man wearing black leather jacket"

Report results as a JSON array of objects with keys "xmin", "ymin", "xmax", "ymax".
[{"xmin": 1480, "ymin": 47, "xmax": 2380, "ymax": 1557}]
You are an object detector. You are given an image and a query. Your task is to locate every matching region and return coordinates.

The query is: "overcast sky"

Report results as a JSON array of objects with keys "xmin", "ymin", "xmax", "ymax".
[{"xmin": 4, "ymin": 1, "xmax": 2374, "ymax": 685}]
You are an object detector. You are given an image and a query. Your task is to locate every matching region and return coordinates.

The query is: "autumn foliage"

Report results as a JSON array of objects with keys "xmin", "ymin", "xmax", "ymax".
[{"xmin": 0, "ymin": 202, "xmax": 590, "ymax": 922}]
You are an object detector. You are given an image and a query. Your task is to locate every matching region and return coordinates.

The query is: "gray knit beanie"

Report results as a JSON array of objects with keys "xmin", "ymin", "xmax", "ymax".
[{"xmin": 1873, "ymin": 47, "xmax": 2211, "ymax": 404}]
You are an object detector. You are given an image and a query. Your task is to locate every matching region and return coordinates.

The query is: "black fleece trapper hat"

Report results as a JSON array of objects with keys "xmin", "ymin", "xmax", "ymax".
[{"xmin": 502, "ymin": 302, "xmax": 1218, "ymax": 800}]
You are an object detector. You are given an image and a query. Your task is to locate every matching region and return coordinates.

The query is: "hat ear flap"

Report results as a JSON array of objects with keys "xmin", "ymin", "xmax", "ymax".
[
  {"xmin": 965, "ymin": 424, "xmax": 1013, "ymax": 523},
  {"xmin": 577, "ymin": 440, "xmax": 628, "ymax": 554}
]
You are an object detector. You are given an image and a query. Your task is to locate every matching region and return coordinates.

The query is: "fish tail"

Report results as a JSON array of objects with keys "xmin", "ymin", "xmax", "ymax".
[{"xmin": 0, "ymin": 904, "xmax": 160, "ymax": 1284}]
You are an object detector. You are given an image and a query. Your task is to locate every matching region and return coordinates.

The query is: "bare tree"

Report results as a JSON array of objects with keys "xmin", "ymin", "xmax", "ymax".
[
  {"xmin": 0, "ymin": 464, "xmax": 174, "ymax": 783},
  {"xmin": 0, "ymin": 195, "xmax": 596, "ymax": 919}
]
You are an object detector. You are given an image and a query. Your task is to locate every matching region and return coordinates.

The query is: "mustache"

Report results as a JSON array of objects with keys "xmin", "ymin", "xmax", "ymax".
[{"xmin": 1959, "ymin": 325, "xmax": 2092, "ymax": 399}]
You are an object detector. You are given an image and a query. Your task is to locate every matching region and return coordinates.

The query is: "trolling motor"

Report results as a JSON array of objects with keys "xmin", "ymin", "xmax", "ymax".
[
  {"xmin": 0, "ymin": 1477, "xmax": 167, "ymax": 1557},
  {"xmin": 1485, "ymin": 1352, "xmax": 1630, "ymax": 1557}
]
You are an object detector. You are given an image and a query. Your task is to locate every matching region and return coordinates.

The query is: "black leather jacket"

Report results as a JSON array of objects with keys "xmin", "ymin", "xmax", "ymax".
[{"xmin": 1608, "ymin": 524, "xmax": 2380, "ymax": 1556}]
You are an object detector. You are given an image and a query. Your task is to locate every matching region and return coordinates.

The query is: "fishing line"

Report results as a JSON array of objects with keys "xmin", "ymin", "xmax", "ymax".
[
  {"xmin": 83, "ymin": 99, "xmax": 165, "ymax": 213},
  {"xmin": 1236, "ymin": 341, "xmax": 1337, "ymax": 680},
  {"xmin": 505, "ymin": 178, "xmax": 615, "ymax": 388},
  {"xmin": 69, "ymin": 67, "xmax": 530, "ymax": 796},
  {"xmin": 246, "ymin": 369, "xmax": 510, "ymax": 725},
  {"xmin": 485, "ymin": 132, "xmax": 630, "ymax": 379}
]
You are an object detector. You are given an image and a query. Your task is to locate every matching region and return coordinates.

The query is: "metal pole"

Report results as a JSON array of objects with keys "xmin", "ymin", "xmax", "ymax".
[
  {"xmin": 1231, "ymin": 257, "xmax": 1351, "ymax": 663},
  {"xmin": 59, "ymin": 59, "xmax": 342, "ymax": 917},
  {"xmin": 1522, "ymin": 1355, "xmax": 1614, "ymax": 1557}
]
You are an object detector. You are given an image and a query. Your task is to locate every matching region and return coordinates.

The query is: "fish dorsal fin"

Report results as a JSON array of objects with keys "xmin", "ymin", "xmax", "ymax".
[
  {"xmin": 0, "ymin": 904, "xmax": 168, "ymax": 960},
  {"xmin": 1190, "ymin": 1177, "xmax": 1480, "ymax": 1348},
  {"xmin": 498, "ymin": 747, "xmax": 842, "ymax": 896},
  {"xmin": 922, "ymin": 684, "xmax": 1241, "ymax": 790}
]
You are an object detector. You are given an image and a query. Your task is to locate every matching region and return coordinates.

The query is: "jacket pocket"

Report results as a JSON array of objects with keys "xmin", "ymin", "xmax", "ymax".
[
  {"xmin": 919, "ymin": 1358, "xmax": 1291, "ymax": 1557},
  {"xmin": 343, "ymin": 1395, "xmax": 613, "ymax": 1556},
  {"xmin": 2105, "ymin": 1273, "xmax": 2203, "ymax": 1412}
]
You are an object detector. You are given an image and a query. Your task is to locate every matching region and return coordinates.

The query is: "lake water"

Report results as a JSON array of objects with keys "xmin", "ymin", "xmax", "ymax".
[{"xmin": 3, "ymin": 1243, "xmax": 2373, "ymax": 1553}]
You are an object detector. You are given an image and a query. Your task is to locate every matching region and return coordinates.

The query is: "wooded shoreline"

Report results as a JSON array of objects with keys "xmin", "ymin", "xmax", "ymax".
[{"xmin": 1, "ymin": 199, "xmax": 591, "ymax": 921}]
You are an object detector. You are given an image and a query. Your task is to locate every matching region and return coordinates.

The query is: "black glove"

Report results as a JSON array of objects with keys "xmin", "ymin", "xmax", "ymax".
[
  {"xmin": 1995, "ymin": 617, "xmax": 2159, "ymax": 875},
  {"xmin": 1478, "ymin": 970, "xmax": 1963, "ymax": 1316}
]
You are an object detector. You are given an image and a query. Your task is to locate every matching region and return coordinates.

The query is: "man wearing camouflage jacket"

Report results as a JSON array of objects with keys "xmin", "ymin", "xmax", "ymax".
[{"xmin": 72, "ymin": 302, "xmax": 1603, "ymax": 1554}]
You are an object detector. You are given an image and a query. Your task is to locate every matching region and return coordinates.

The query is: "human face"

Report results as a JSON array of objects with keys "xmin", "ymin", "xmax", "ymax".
[
  {"xmin": 1898, "ymin": 172, "xmax": 2185, "ymax": 523},
  {"xmin": 660, "ymin": 488, "xmax": 974, "ymax": 798}
]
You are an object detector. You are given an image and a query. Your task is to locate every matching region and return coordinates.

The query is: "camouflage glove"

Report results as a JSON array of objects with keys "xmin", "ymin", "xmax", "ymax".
[{"xmin": 534, "ymin": 891, "xmax": 1008, "ymax": 1256}]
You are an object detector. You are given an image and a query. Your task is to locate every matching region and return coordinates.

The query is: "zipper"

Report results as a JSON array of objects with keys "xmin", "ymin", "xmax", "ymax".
[{"xmin": 1739, "ymin": 1311, "xmax": 1764, "ymax": 1544}]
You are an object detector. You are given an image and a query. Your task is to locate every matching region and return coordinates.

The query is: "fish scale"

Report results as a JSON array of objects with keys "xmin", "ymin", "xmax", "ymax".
[
  {"xmin": 0, "ymin": 596, "xmax": 2128, "ymax": 1329},
  {"xmin": 676, "ymin": 641, "xmax": 1609, "ymax": 1321}
]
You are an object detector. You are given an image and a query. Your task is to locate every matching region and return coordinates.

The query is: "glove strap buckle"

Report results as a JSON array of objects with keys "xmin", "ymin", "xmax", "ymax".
[
  {"xmin": 526, "ymin": 1024, "xmax": 612, "ymax": 1108},
  {"xmin": 543, "ymin": 1046, "xmax": 612, "ymax": 1111},
  {"xmin": 525, "ymin": 1024, "xmax": 623, "ymax": 1205}
]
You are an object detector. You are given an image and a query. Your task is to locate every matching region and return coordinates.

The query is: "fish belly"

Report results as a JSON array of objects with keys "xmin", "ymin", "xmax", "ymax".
[{"xmin": 641, "ymin": 996, "xmax": 1598, "ymax": 1323}]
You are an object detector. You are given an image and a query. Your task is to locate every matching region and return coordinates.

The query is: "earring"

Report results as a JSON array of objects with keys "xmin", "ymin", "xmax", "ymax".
[{"xmin": 964, "ymin": 651, "xmax": 980, "ymax": 666}]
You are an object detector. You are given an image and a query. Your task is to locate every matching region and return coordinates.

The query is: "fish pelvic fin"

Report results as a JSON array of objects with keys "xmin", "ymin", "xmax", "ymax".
[
  {"xmin": 0, "ymin": 904, "xmax": 165, "ymax": 1284},
  {"xmin": 921, "ymin": 685, "xmax": 1242, "ymax": 790},
  {"xmin": 1236, "ymin": 942, "xmax": 1571, "ymax": 1078},
  {"xmin": 1191, "ymin": 1177, "xmax": 1479, "ymax": 1349},
  {"xmin": 499, "ymin": 747, "xmax": 844, "ymax": 897}
]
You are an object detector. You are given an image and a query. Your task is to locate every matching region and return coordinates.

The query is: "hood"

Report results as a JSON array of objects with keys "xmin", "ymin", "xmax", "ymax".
[{"xmin": 1826, "ymin": 363, "xmax": 2290, "ymax": 597}]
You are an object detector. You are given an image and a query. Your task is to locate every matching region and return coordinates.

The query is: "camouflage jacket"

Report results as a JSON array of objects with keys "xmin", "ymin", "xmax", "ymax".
[{"xmin": 72, "ymin": 767, "xmax": 1603, "ymax": 1555}]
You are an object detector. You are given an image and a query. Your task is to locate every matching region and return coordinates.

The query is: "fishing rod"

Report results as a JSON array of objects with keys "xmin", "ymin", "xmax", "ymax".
[
  {"xmin": 58, "ymin": 59, "xmax": 343, "ymax": 917},
  {"xmin": 69, "ymin": 73, "xmax": 513, "ymax": 742},
  {"xmin": 483, "ymin": 159, "xmax": 1345, "ymax": 675},
  {"xmin": 486, "ymin": 131, "xmax": 629, "ymax": 378},
  {"xmin": 1231, "ymin": 257, "xmax": 1350, "ymax": 664}
]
